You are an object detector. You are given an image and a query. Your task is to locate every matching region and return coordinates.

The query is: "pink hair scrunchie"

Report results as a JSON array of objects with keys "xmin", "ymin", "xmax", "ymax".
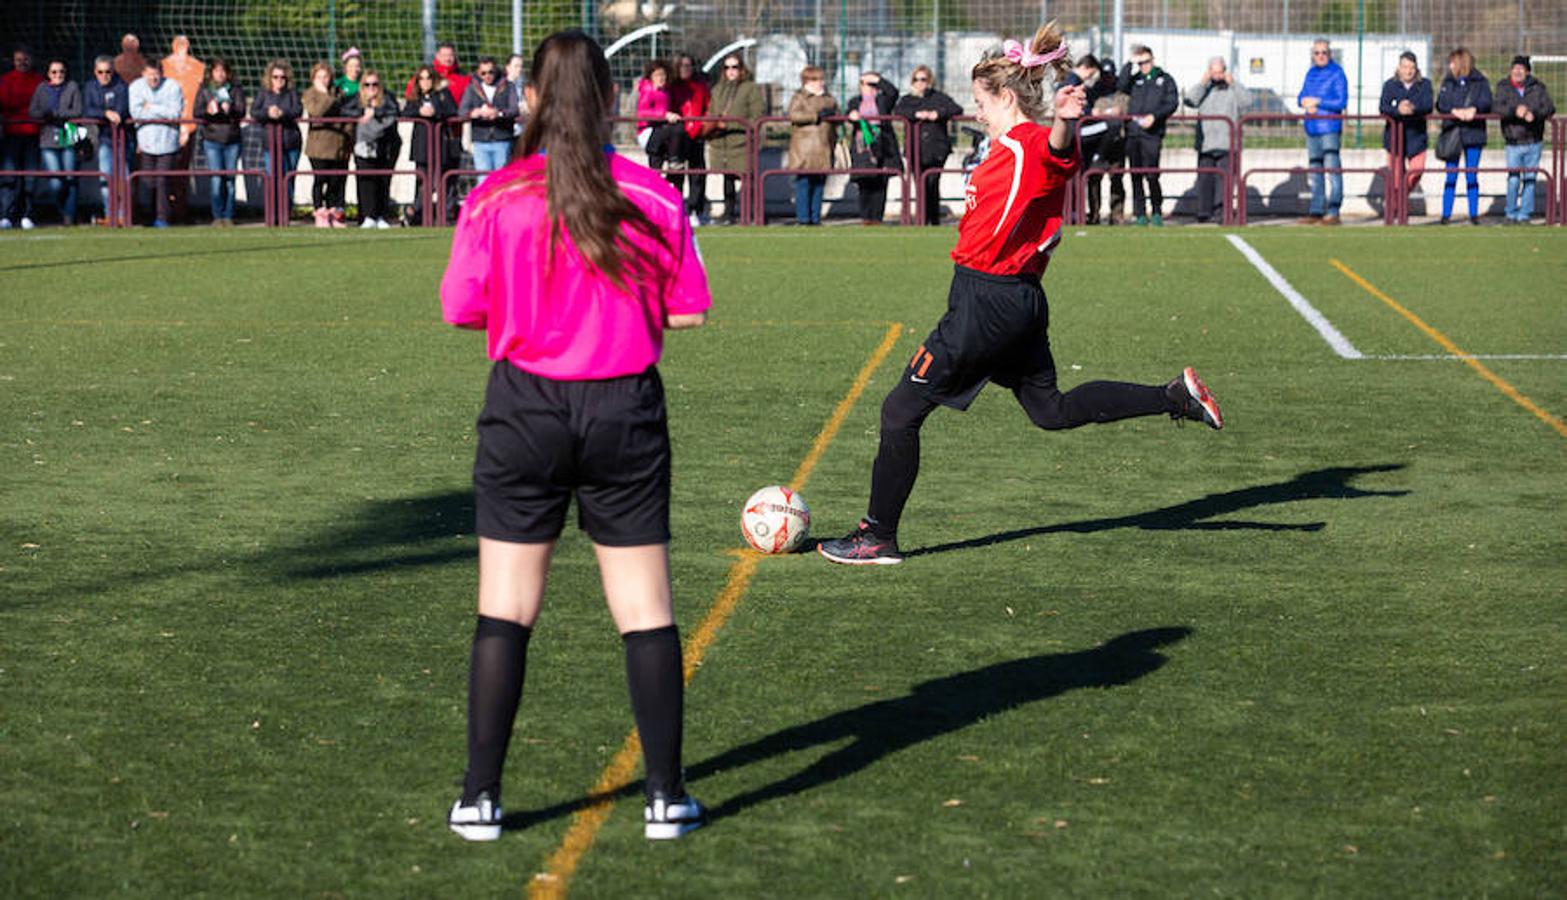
[
  {"xmin": 341, "ymin": 46, "xmax": 362, "ymax": 63},
  {"xmin": 1003, "ymin": 38, "xmax": 1068, "ymax": 68}
]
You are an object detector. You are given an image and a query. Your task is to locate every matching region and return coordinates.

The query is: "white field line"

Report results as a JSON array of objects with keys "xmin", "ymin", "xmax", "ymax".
[{"xmin": 1226, "ymin": 234, "xmax": 1363, "ymax": 359}]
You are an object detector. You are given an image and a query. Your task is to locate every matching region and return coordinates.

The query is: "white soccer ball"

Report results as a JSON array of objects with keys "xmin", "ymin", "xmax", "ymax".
[{"xmin": 740, "ymin": 485, "xmax": 811, "ymax": 554}]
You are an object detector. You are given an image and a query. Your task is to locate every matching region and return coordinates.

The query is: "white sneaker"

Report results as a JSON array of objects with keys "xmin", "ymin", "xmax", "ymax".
[
  {"xmin": 449, "ymin": 792, "xmax": 502, "ymax": 842},
  {"xmin": 19, "ymin": 217, "xmax": 35, "ymax": 230},
  {"xmin": 644, "ymin": 792, "xmax": 706, "ymax": 840},
  {"xmin": 0, "ymin": 218, "xmax": 11, "ymax": 230},
  {"xmin": 375, "ymin": 218, "xmax": 391, "ymax": 229},
  {"xmin": 360, "ymin": 218, "xmax": 376, "ymax": 229}
]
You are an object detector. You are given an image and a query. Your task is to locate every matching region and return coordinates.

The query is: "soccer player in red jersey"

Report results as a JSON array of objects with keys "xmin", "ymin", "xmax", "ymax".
[{"xmin": 818, "ymin": 23, "xmax": 1223, "ymax": 566}]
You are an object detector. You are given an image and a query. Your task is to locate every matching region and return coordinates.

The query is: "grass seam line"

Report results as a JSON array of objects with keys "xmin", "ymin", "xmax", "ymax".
[
  {"xmin": 1226, "ymin": 234, "xmax": 1364, "ymax": 359},
  {"xmin": 528, "ymin": 321, "xmax": 904, "ymax": 899},
  {"xmin": 1330, "ymin": 258, "xmax": 1567, "ymax": 441}
]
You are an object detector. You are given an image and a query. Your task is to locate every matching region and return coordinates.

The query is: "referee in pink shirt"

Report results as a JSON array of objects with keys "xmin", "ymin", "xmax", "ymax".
[{"xmin": 439, "ymin": 30, "xmax": 711, "ymax": 842}]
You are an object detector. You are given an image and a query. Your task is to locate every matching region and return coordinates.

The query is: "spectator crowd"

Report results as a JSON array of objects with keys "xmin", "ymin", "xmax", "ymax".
[{"xmin": 0, "ymin": 33, "xmax": 1556, "ymax": 229}]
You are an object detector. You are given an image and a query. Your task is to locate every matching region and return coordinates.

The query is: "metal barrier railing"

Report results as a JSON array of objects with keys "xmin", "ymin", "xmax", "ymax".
[
  {"xmin": 1406, "ymin": 112, "xmax": 1557, "ymax": 225},
  {"xmin": 4, "ymin": 111, "xmax": 1562, "ymax": 228},
  {"xmin": 1236, "ymin": 113, "xmax": 1400, "ymax": 225},
  {"xmin": 749, "ymin": 114, "xmax": 912, "ymax": 225}
]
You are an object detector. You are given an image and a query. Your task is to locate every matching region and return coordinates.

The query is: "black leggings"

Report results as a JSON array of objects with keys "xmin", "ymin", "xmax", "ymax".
[
  {"xmin": 310, "ymin": 156, "xmax": 347, "ymax": 209},
  {"xmin": 866, "ymin": 376, "xmax": 1172, "ymax": 538}
]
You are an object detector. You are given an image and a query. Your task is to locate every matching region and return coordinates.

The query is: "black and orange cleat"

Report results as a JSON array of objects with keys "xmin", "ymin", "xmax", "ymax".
[
  {"xmin": 1168, "ymin": 366, "xmax": 1223, "ymax": 430},
  {"xmin": 817, "ymin": 520, "xmax": 904, "ymax": 566}
]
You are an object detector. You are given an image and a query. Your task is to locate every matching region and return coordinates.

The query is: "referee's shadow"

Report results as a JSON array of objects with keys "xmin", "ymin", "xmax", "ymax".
[
  {"xmin": 500, "ymin": 626, "xmax": 1190, "ymax": 830},
  {"xmin": 904, "ymin": 464, "xmax": 1409, "ymax": 558}
]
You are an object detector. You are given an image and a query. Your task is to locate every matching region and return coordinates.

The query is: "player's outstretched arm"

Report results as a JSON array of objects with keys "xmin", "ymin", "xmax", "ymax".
[{"xmin": 1049, "ymin": 84, "xmax": 1085, "ymax": 152}]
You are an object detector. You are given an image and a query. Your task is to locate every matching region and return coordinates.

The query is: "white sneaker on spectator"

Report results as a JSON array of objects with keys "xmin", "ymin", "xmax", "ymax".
[
  {"xmin": 0, "ymin": 218, "xmax": 11, "ymax": 229},
  {"xmin": 375, "ymin": 218, "xmax": 391, "ymax": 229},
  {"xmin": 20, "ymin": 217, "xmax": 35, "ymax": 230},
  {"xmin": 360, "ymin": 219, "xmax": 376, "ymax": 229}
]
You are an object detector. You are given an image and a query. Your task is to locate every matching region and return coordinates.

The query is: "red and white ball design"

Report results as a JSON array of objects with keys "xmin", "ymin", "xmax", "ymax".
[{"xmin": 740, "ymin": 485, "xmax": 811, "ymax": 554}]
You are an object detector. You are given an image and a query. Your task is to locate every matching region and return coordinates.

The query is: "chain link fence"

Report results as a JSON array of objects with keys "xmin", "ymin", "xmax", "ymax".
[{"xmin": 6, "ymin": 0, "xmax": 1561, "ymax": 111}]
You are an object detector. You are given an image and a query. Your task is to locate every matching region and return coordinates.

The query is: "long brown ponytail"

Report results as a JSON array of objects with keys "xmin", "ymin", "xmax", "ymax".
[{"xmin": 513, "ymin": 30, "xmax": 668, "ymax": 291}]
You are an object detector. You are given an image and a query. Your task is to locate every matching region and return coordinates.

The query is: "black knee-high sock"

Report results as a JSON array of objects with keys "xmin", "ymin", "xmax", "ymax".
[
  {"xmin": 463, "ymin": 615, "xmax": 530, "ymax": 804},
  {"xmin": 622, "ymin": 625, "xmax": 684, "ymax": 799},
  {"xmin": 866, "ymin": 382, "xmax": 939, "ymax": 541},
  {"xmin": 1016, "ymin": 379, "xmax": 1172, "ymax": 430}
]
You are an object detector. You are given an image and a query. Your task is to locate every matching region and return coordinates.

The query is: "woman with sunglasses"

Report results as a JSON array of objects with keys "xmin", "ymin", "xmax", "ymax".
[
  {"xmin": 28, "ymin": 58, "xmax": 83, "ymax": 225},
  {"xmin": 352, "ymin": 71, "xmax": 400, "ymax": 228},
  {"xmin": 194, "ymin": 57, "xmax": 246, "ymax": 226},
  {"xmin": 251, "ymin": 60, "xmax": 303, "ymax": 217},
  {"xmin": 403, "ymin": 64, "xmax": 461, "ymax": 223},
  {"xmin": 706, "ymin": 54, "xmax": 764, "ymax": 224},
  {"xmin": 440, "ymin": 29, "xmax": 711, "ymax": 842},
  {"xmin": 893, "ymin": 65, "xmax": 963, "ymax": 225}
]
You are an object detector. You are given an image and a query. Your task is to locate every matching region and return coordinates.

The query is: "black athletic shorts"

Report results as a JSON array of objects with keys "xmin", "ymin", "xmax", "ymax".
[
  {"xmin": 473, "ymin": 361, "xmax": 671, "ymax": 546},
  {"xmin": 902, "ymin": 265, "xmax": 1056, "ymax": 410}
]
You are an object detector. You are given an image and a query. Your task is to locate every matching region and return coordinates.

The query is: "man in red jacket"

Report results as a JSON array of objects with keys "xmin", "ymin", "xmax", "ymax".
[
  {"xmin": 406, "ymin": 43, "xmax": 470, "ymax": 106},
  {"xmin": 667, "ymin": 54, "xmax": 711, "ymax": 220},
  {"xmin": 1, "ymin": 46, "xmax": 46, "ymax": 228}
]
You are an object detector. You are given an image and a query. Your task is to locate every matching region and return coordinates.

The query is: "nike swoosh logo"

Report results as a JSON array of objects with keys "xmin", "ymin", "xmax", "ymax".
[{"xmin": 910, "ymin": 375, "xmax": 929, "ymax": 384}]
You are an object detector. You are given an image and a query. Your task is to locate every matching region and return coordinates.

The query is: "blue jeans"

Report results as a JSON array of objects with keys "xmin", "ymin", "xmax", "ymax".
[
  {"xmin": 96, "ymin": 138, "xmax": 116, "ymax": 212},
  {"xmin": 1305, "ymin": 131, "xmax": 1342, "ymax": 216},
  {"xmin": 472, "ymin": 140, "xmax": 511, "ymax": 173},
  {"xmin": 204, "ymin": 140, "xmax": 242, "ymax": 220},
  {"xmin": 794, "ymin": 174, "xmax": 826, "ymax": 224},
  {"xmin": 1442, "ymin": 144, "xmax": 1483, "ymax": 220},
  {"xmin": 1503, "ymin": 142, "xmax": 1542, "ymax": 221},
  {"xmin": 40, "ymin": 145, "xmax": 78, "ymax": 222}
]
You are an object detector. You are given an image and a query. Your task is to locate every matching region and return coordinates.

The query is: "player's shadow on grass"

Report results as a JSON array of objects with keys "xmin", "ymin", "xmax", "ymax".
[
  {"xmin": 905, "ymin": 464, "xmax": 1409, "ymax": 559},
  {"xmin": 499, "ymin": 626, "xmax": 1190, "ymax": 830},
  {"xmin": 282, "ymin": 491, "xmax": 475, "ymax": 579}
]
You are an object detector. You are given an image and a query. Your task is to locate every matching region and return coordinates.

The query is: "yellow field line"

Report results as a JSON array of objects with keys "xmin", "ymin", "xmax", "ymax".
[
  {"xmin": 1330, "ymin": 258, "xmax": 1567, "ymax": 441},
  {"xmin": 528, "ymin": 321, "xmax": 905, "ymax": 899}
]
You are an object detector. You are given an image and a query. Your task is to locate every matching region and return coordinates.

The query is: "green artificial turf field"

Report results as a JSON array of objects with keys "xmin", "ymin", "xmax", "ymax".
[{"xmin": 2, "ymin": 225, "xmax": 1564, "ymax": 898}]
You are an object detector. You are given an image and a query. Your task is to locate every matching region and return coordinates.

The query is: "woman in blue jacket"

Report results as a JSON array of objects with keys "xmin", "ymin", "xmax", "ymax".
[
  {"xmin": 1435, "ymin": 47, "xmax": 1491, "ymax": 225},
  {"xmin": 1379, "ymin": 51, "xmax": 1432, "ymax": 213}
]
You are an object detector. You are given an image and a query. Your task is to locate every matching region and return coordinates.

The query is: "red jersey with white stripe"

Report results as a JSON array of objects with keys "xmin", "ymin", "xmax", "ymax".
[{"xmin": 951, "ymin": 121, "xmax": 1078, "ymax": 277}]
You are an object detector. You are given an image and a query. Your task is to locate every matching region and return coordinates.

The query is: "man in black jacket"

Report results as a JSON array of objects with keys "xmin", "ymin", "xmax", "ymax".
[
  {"xmin": 1067, "ymin": 54, "xmax": 1123, "ymax": 225},
  {"xmin": 1118, "ymin": 45, "xmax": 1179, "ymax": 226},
  {"xmin": 1497, "ymin": 55, "xmax": 1555, "ymax": 224}
]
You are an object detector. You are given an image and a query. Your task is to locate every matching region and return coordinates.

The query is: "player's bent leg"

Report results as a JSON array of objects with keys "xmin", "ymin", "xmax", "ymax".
[{"xmin": 1015, "ymin": 378, "xmax": 1170, "ymax": 429}]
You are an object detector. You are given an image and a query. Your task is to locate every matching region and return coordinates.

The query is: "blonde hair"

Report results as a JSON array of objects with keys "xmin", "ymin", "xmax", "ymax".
[
  {"xmin": 971, "ymin": 22, "xmax": 1071, "ymax": 122},
  {"xmin": 360, "ymin": 68, "xmax": 386, "ymax": 107}
]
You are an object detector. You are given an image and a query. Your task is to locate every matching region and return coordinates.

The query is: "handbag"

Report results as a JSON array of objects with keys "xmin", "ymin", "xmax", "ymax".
[
  {"xmin": 1435, "ymin": 124, "xmax": 1463, "ymax": 163},
  {"xmin": 1435, "ymin": 79, "xmax": 1472, "ymax": 163}
]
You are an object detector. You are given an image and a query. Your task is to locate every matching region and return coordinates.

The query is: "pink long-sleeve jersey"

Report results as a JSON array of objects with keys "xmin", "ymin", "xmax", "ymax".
[{"xmin": 440, "ymin": 152, "xmax": 712, "ymax": 380}]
